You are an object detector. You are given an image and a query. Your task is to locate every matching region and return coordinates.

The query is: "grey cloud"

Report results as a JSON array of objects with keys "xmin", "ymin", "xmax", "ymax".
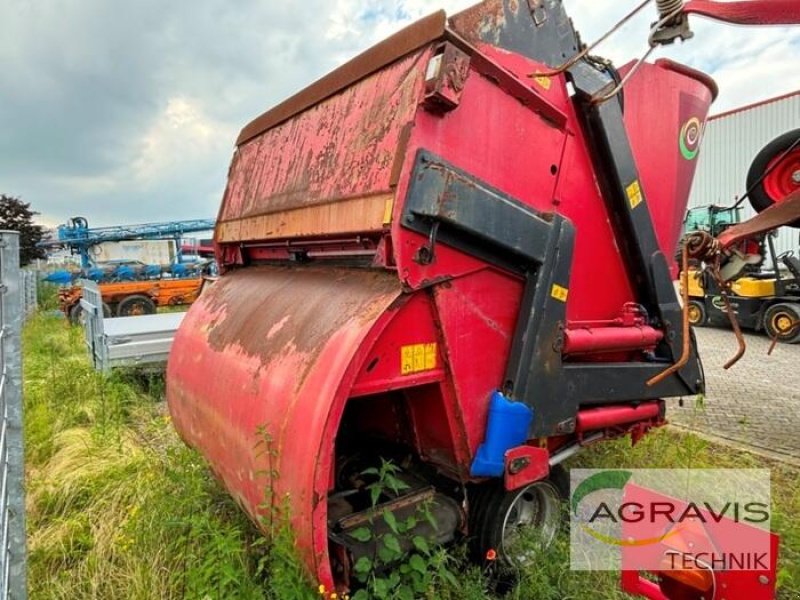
[
  {"xmin": 1, "ymin": 0, "xmax": 798, "ymax": 227},
  {"xmin": 0, "ymin": 0, "xmax": 374, "ymax": 225}
]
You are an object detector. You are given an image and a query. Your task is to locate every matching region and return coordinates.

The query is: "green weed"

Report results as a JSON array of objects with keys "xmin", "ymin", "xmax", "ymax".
[{"xmin": 23, "ymin": 313, "xmax": 799, "ymax": 599}]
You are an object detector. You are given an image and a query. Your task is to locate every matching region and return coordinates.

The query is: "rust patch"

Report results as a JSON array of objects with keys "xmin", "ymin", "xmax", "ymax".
[
  {"xmin": 449, "ymin": 0, "xmax": 507, "ymax": 47},
  {"xmin": 237, "ymin": 11, "xmax": 447, "ymax": 146},
  {"xmin": 204, "ymin": 266, "xmax": 400, "ymax": 373},
  {"xmin": 220, "ymin": 48, "xmax": 430, "ymax": 225}
]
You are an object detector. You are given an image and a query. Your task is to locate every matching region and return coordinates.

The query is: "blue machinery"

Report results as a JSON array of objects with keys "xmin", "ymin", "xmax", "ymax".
[{"xmin": 48, "ymin": 217, "xmax": 216, "ymax": 268}]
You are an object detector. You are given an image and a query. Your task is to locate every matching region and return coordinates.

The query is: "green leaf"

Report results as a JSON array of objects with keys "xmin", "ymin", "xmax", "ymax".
[
  {"xmin": 409, "ymin": 553, "xmax": 427, "ymax": 574},
  {"xmin": 397, "ymin": 585, "xmax": 414, "ymax": 600},
  {"xmin": 369, "ymin": 484, "xmax": 381, "ymax": 507},
  {"xmin": 349, "ymin": 527, "xmax": 372, "ymax": 542},
  {"xmin": 412, "ymin": 535, "xmax": 430, "ymax": 554},
  {"xmin": 382, "ymin": 509, "xmax": 399, "ymax": 534},
  {"xmin": 352, "ymin": 590, "xmax": 370, "ymax": 600},
  {"xmin": 422, "ymin": 506, "xmax": 438, "ymax": 529},
  {"xmin": 361, "ymin": 467, "xmax": 380, "ymax": 476},
  {"xmin": 378, "ymin": 545, "xmax": 395, "ymax": 564},
  {"xmin": 387, "ymin": 572, "xmax": 401, "ymax": 588},
  {"xmin": 382, "ymin": 533, "xmax": 402, "ymax": 555},
  {"xmin": 380, "ymin": 459, "xmax": 400, "ymax": 474},
  {"xmin": 385, "ymin": 474, "xmax": 410, "ymax": 493},
  {"xmin": 354, "ymin": 556, "xmax": 372, "ymax": 575},
  {"xmin": 367, "ymin": 483, "xmax": 381, "ymax": 506},
  {"xmin": 409, "ymin": 569, "xmax": 425, "ymax": 590},
  {"xmin": 373, "ymin": 577, "xmax": 389, "ymax": 598},
  {"xmin": 401, "ymin": 515, "xmax": 417, "ymax": 533},
  {"xmin": 441, "ymin": 569, "xmax": 459, "ymax": 587}
]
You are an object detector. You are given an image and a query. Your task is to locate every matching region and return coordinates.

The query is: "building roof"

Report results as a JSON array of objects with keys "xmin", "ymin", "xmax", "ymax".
[{"xmin": 710, "ymin": 90, "xmax": 800, "ymax": 121}]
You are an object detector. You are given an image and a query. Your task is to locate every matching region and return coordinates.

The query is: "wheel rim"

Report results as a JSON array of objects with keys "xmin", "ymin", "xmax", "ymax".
[
  {"xmin": 500, "ymin": 481, "xmax": 561, "ymax": 566},
  {"xmin": 771, "ymin": 312, "xmax": 795, "ymax": 336},
  {"xmin": 688, "ymin": 304, "xmax": 702, "ymax": 324},
  {"xmin": 763, "ymin": 149, "xmax": 800, "ymax": 203}
]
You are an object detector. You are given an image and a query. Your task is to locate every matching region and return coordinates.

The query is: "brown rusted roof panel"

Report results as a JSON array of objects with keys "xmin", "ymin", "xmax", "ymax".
[{"xmin": 236, "ymin": 10, "xmax": 447, "ymax": 146}]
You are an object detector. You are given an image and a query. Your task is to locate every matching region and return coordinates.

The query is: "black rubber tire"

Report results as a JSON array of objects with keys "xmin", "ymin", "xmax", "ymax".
[
  {"xmin": 687, "ymin": 300, "xmax": 707, "ymax": 327},
  {"xmin": 68, "ymin": 302, "xmax": 112, "ymax": 325},
  {"xmin": 469, "ymin": 465, "xmax": 566, "ymax": 569},
  {"xmin": 117, "ymin": 294, "xmax": 157, "ymax": 317},
  {"xmin": 763, "ymin": 303, "xmax": 800, "ymax": 344},
  {"xmin": 746, "ymin": 129, "xmax": 800, "ymax": 228}
]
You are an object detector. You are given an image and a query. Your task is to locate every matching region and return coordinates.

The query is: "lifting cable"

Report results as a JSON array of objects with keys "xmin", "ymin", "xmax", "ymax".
[
  {"xmin": 526, "ymin": 0, "xmax": 654, "ymax": 78},
  {"xmin": 592, "ymin": 3, "xmax": 687, "ymax": 103}
]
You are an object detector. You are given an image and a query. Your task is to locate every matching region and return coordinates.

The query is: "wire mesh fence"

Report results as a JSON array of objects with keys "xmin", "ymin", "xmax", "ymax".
[{"xmin": 0, "ymin": 231, "xmax": 27, "ymax": 599}]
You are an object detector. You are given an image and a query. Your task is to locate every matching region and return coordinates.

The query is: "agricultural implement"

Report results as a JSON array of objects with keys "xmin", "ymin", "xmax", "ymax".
[
  {"xmin": 166, "ymin": 0, "xmax": 800, "ymax": 598},
  {"xmin": 61, "ymin": 276, "xmax": 205, "ymax": 324},
  {"xmin": 44, "ymin": 216, "xmax": 215, "ymax": 268},
  {"xmin": 682, "ymin": 129, "xmax": 800, "ymax": 343}
]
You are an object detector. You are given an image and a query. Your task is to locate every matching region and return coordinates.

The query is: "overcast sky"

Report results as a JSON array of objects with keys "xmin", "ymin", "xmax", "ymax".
[{"xmin": 1, "ymin": 0, "xmax": 798, "ymax": 227}]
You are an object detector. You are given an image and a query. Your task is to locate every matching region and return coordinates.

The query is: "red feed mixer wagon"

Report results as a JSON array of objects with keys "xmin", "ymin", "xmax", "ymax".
[{"xmin": 166, "ymin": 0, "xmax": 800, "ymax": 597}]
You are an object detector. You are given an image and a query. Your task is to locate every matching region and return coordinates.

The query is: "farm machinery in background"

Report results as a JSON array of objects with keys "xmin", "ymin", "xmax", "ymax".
[
  {"xmin": 48, "ymin": 216, "xmax": 216, "ymax": 268},
  {"xmin": 40, "ymin": 216, "xmax": 216, "ymax": 323},
  {"xmin": 164, "ymin": 1, "xmax": 800, "ymax": 600},
  {"xmin": 681, "ymin": 129, "xmax": 800, "ymax": 344}
]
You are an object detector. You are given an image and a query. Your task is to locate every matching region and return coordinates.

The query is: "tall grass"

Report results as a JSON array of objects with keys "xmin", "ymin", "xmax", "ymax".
[
  {"xmin": 24, "ymin": 314, "xmax": 271, "ymax": 599},
  {"xmin": 23, "ymin": 314, "xmax": 799, "ymax": 598}
]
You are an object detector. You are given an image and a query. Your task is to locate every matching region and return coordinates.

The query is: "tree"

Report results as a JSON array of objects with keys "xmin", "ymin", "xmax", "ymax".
[{"xmin": 0, "ymin": 195, "xmax": 47, "ymax": 266}]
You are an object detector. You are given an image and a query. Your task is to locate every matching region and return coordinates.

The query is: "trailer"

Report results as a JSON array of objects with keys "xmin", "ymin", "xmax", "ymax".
[
  {"xmin": 80, "ymin": 280, "xmax": 185, "ymax": 371},
  {"xmin": 61, "ymin": 276, "xmax": 205, "ymax": 324}
]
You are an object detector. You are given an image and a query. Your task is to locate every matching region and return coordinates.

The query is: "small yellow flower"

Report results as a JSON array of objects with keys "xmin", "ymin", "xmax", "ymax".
[
  {"xmin": 330, "ymin": 594, "xmax": 338, "ymax": 600},
  {"xmin": 318, "ymin": 584, "xmax": 326, "ymax": 595}
]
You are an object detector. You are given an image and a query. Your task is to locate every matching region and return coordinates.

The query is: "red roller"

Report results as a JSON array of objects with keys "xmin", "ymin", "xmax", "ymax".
[
  {"xmin": 564, "ymin": 326, "xmax": 664, "ymax": 356},
  {"xmin": 575, "ymin": 402, "xmax": 663, "ymax": 433}
]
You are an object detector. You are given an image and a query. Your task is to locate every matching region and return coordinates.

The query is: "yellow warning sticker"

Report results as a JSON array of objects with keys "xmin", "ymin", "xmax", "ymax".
[
  {"xmin": 532, "ymin": 72, "xmax": 552, "ymax": 90},
  {"xmin": 401, "ymin": 343, "xmax": 438, "ymax": 375},
  {"xmin": 382, "ymin": 196, "xmax": 394, "ymax": 225},
  {"xmin": 551, "ymin": 284, "xmax": 569, "ymax": 302},
  {"xmin": 626, "ymin": 180, "xmax": 643, "ymax": 210}
]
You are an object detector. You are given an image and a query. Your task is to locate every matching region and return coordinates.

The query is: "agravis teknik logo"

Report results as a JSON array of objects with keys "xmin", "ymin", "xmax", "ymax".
[{"xmin": 570, "ymin": 469, "xmax": 772, "ymax": 572}]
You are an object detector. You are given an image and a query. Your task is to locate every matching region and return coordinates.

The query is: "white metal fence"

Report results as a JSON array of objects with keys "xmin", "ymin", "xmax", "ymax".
[{"xmin": 0, "ymin": 231, "xmax": 27, "ymax": 599}]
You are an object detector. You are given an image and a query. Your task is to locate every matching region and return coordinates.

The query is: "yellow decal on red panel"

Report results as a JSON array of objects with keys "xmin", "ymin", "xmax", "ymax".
[
  {"xmin": 626, "ymin": 180, "xmax": 643, "ymax": 210},
  {"xmin": 401, "ymin": 343, "xmax": 438, "ymax": 375},
  {"xmin": 532, "ymin": 72, "xmax": 552, "ymax": 90}
]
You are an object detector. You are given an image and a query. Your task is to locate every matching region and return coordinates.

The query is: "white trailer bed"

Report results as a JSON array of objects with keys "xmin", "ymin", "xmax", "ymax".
[{"xmin": 80, "ymin": 279, "xmax": 185, "ymax": 371}]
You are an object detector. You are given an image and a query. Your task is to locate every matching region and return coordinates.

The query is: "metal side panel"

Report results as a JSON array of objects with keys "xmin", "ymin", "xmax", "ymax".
[
  {"xmin": 103, "ymin": 313, "xmax": 186, "ymax": 367},
  {"xmin": 104, "ymin": 313, "xmax": 185, "ymax": 339},
  {"xmin": 166, "ymin": 265, "xmax": 401, "ymax": 585}
]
